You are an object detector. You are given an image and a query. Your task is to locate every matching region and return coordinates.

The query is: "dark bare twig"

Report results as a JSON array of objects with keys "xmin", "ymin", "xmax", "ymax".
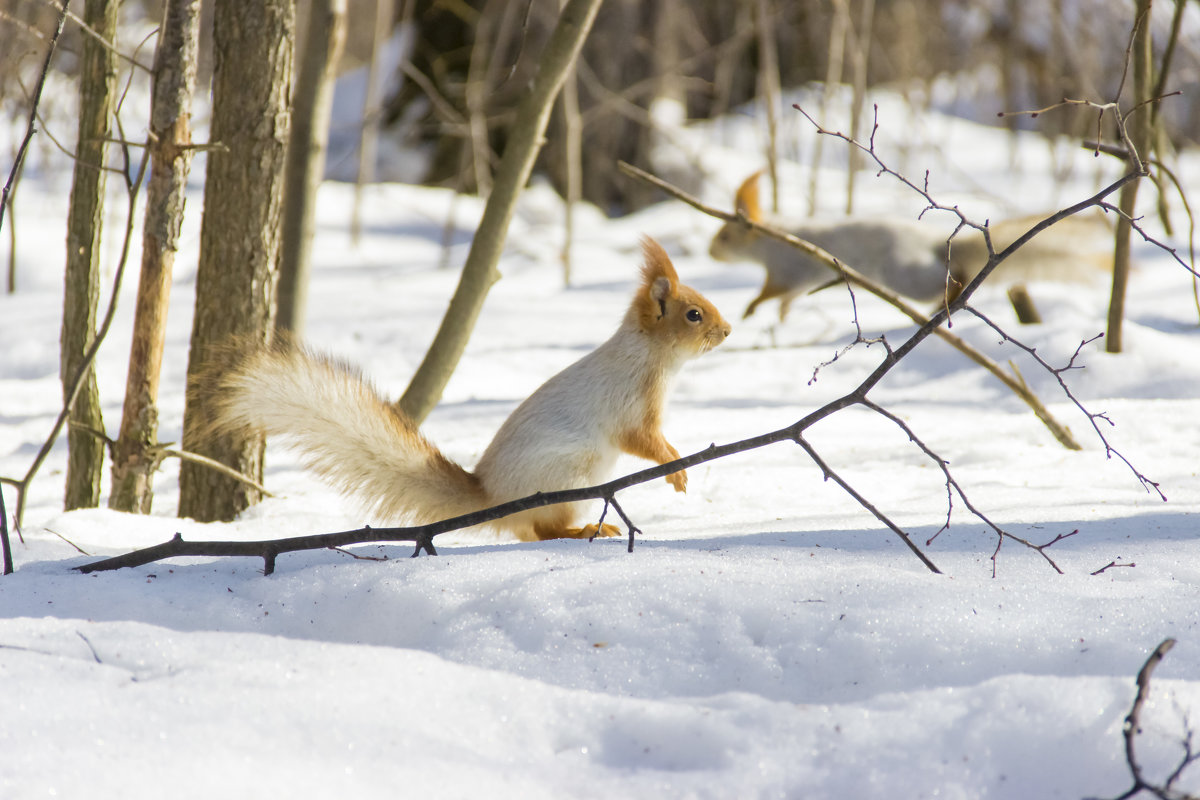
[
  {"xmin": 0, "ymin": 0, "xmax": 68, "ymax": 241},
  {"xmin": 1164, "ymin": 724, "xmax": 1200, "ymax": 799},
  {"xmin": 794, "ymin": 433, "xmax": 940, "ymax": 573},
  {"xmin": 1088, "ymin": 638, "xmax": 1200, "ymax": 800},
  {"xmin": 860, "ymin": 397, "xmax": 1074, "ymax": 575},
  {"xmin": 1, "ymin": 482, "xmax": 11, "ymax": 575},
  {"xmin": 606, "ymin": 496, "xmax": 642, "ymax": 554},
  {"xmin": 967, "ymin": 313, "xmax": 1165, "ymax": 501},
  {"xmin": 76, "ymin": 631, "xmax": 102, "ymax": 664},
  {"xmin": 808, "ymin": 279, "xmax": 889, "ymax": 386},
  {"xmin": 330, "ymin": 547, "xmax": 389, "ymax": 563},
  {"xmin": 43, "ymin": 528, "xmax": 90, "ymax": 555},
  {"xmin": 1091, "ymin": 560, "xmax": 1135, "ymax": 576},
  {"xmin": 1115, "ymin": 3, "xmax": 1152, "ymax": 112}
]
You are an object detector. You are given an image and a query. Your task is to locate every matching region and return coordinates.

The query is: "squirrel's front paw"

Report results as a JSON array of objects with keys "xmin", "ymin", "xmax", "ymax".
[{"xmin": 666, "ymin": 469, "xmax": 687, "ymax": 493}]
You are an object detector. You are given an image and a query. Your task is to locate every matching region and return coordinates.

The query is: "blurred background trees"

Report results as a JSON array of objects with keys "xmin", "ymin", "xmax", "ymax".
[
  {"xmin": 363, "ymin": 0, "xmax": 1198, "ymax": 213},
  {"xmin": 3, "ymin": 0, "xmax": 1198, "ymax": 217}
]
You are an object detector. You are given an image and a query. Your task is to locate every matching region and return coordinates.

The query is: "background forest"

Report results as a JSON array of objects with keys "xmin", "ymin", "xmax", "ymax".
[{"xmin": 7, "ymin": 0, "xmax": 1200, "ymax": 208}]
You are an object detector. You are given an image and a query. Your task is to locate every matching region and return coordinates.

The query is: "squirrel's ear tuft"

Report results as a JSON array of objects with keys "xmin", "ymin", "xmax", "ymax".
[
  {"xmin": 640, "ymin": 236, "xmax": 679, "ymax": 301},
  {"xmin": 734, "ymin": 170, "xmax": 764, "ymax": 221}
]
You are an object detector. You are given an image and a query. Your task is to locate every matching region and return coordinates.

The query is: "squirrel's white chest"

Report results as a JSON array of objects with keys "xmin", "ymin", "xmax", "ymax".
[{"xmin": 474, "ymin": 333, "xmax": 672, "ymax": 498}]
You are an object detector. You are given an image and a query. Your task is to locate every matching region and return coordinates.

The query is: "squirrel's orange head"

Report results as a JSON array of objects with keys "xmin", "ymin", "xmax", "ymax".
[{"xmin": 631, "ymin": 236, "xmax": 731, "ymax": 358}]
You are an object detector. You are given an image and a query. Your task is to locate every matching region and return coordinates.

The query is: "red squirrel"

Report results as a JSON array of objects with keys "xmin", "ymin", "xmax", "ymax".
[
  {"xmin": 213, "ymin": 237, "xmax": 731, "ymax": 541},
  {"xmin": 710, "ymin": 171, "xmax": 1112, "ymax": 322}
]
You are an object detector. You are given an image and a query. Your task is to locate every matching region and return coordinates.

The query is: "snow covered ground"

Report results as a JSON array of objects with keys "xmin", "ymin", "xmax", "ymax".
[{"xmin": 2, "ymin": 90, "xmax": 1200, "ymax": 799}]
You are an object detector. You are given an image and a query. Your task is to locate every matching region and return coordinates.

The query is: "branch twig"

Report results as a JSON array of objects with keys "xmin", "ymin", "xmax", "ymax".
[
  {"xmin": 1089, "ymin": 638, "xmax": 1200, "ymax": 800},
  {"xmin": 861, "ymin": 397, "xmax": 1072, "ymax": 575},
  {"xmin": 967, "ymin": 313, "xmax": 1164, "ymax": 500},
  {"xmin": 0, "ymin": 481, "xmax": 11, "ymax": 575},
  {"xmin": 0, "ymin": 0, "xmax": 68, "ymax": 241}
]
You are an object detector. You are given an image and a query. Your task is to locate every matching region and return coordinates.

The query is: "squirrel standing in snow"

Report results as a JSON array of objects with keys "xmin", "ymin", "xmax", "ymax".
[
  {"xmin": 710, "ymin": 171, "xmax": 1112, "ymax": 322},
  {"xmin": 213, "ymin": 237, "xmax": 731, "ymax": 541}
]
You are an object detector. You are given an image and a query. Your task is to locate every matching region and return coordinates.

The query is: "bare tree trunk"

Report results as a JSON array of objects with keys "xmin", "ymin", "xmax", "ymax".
[
  {"xmin": 277, "ymin": 0, "xmax": 347, "ymax": 336},
  {"xmin": 6, "ymin": 158, "xmax": 19, "ymax": 294},
  {"xmin": 398, "ymin": 0, "xmax": 604, "ymax": 424},
  {"xmin": 62, "ymin": 0, "xmax": 120, "ymax": 511},
  {"xmin": 465, "ymin": 1, "xmax": 498, "ymax": 198},
  {"xmin": 110, "ymin": 0, "xmax": 202, "ymax": 513},
  {"xmin": 350, "ymin": 0, "xmax": 393, "ymax": 244},
  {"xmin": 463, "ymin": 0, "xmax": 525, "ymax": 200},
  {"xmin": 844, "ymin": 0, "xmax": 874, "ymax": 215},
  {"xmin": 810, "ymin": 0, "xmax": 849, "ymax": 215},
  {"xmin": 753, "ymin": 0, "xmax": 781, "ymax": 213},
  {"xmin": 178, "ymin": 0, "xmax": 294, "ymax": 522},
  {"xmin": 710, "ymin": 4, "xmax": 751, "ymax": 124},
  {"xmin": 999, "ymin": 0, "xmax": 1022, "ymax": 154},
  {"xmin": 1107, "ymin": 0, "xmax": 1153, "ymax": 355},
  {"xmin": 559, "ymin": 39, "xmax": 581, "ymax": 285}
]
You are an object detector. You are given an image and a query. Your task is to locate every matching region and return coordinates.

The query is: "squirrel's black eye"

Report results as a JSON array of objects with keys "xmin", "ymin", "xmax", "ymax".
[{"xmin": 686, "ymin": 308, "xmax": 703, "ymax": 323}]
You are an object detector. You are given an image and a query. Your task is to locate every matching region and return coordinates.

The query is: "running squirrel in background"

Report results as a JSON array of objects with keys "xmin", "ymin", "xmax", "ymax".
[
  {"xmin": 213, "ymin": 237, "xmax": 731, "ymax": 541},
  {"xmin": 709, "ymin": 171, "xmax": 1112, "ymax": 322}
]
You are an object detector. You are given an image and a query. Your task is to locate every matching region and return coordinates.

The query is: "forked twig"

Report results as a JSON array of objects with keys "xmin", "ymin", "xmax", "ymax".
[
  {"xmin": 860, "ymin": 398, "xmax": 1074, "ymax": 575},
  {"xmin": 968, "ymin": 313, "xmax": 1165, "ymax": 500},
  {"xmin": 1088, "ymin": 638, "xmax": 1200, "ymax": 800}
]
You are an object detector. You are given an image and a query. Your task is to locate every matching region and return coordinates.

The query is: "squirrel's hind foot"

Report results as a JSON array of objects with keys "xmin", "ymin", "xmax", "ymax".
[
  {"xmin": 532, "ymin": 522, "xmax": 622, "ymax": 541},
  {"xmin": 582, "ymin": 522, "xmax": 622, "ymax": 540}
]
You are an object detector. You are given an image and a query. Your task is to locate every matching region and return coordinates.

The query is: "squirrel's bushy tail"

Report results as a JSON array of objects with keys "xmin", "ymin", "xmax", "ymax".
[{"xmin": 214, "ymin": 343, "xmax": 487, "ymax": 523}]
